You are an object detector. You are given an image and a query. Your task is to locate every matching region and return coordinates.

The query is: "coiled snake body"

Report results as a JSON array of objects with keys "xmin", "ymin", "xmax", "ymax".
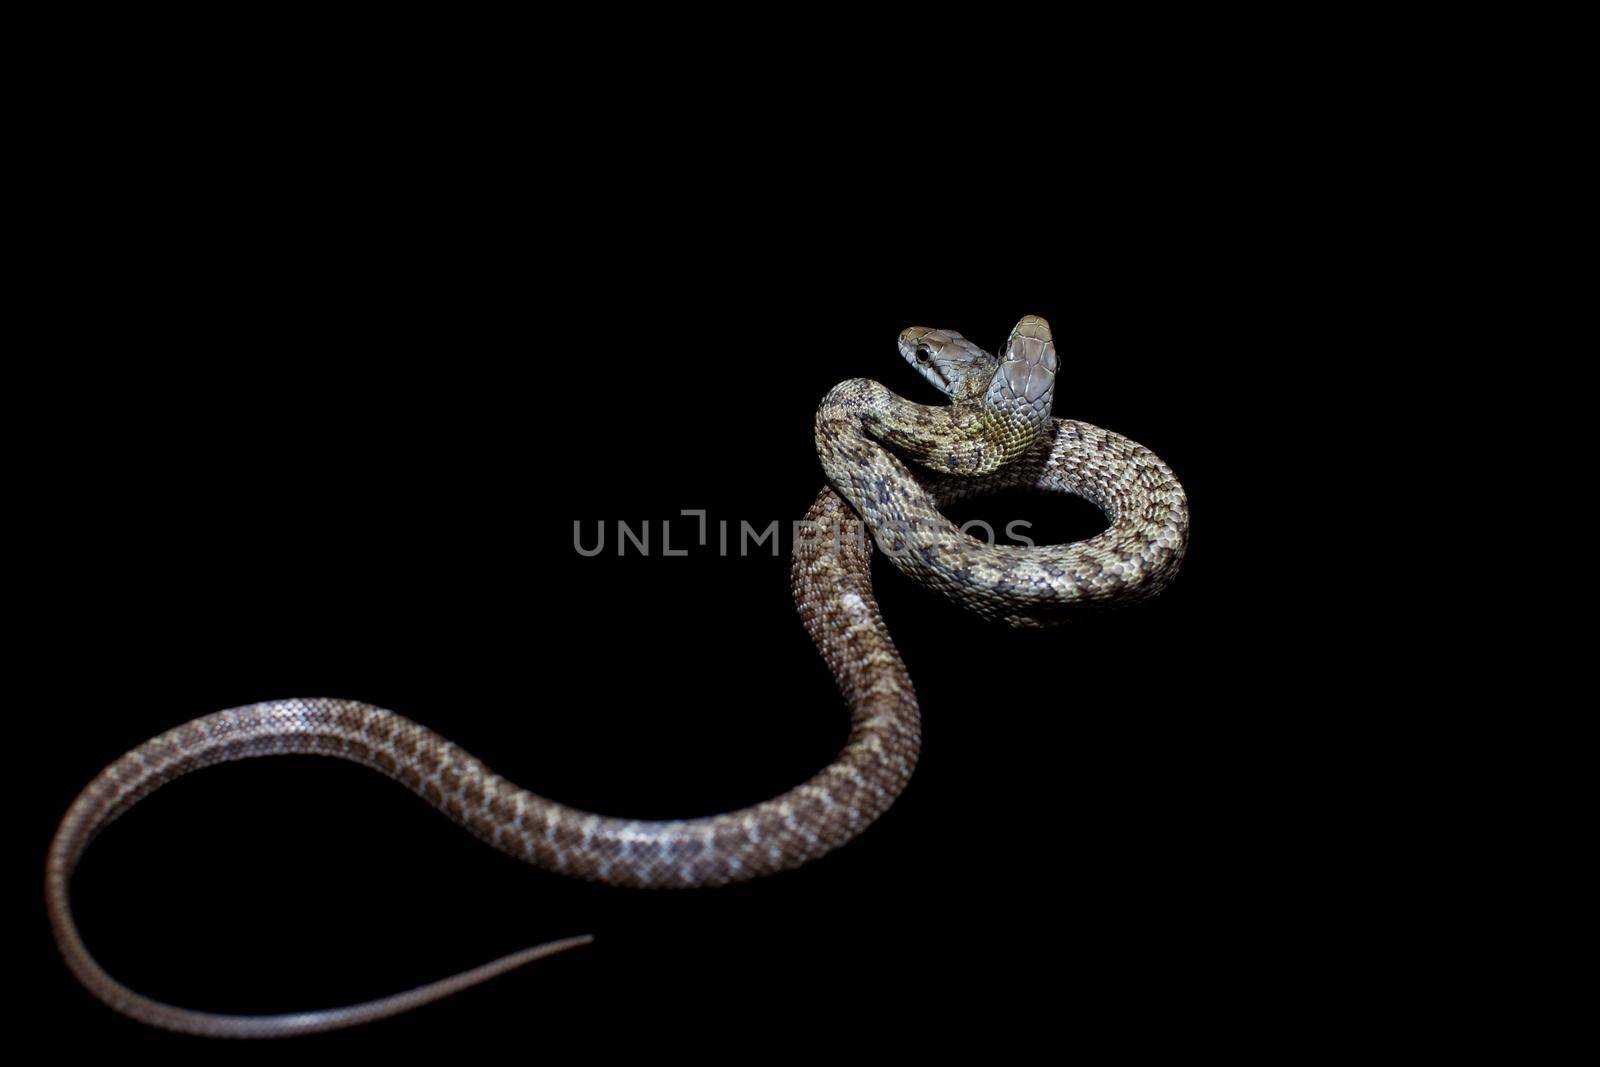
[{"xmin": 47, "ymin": 316, "xmax": 1189, "ymax": 1036}]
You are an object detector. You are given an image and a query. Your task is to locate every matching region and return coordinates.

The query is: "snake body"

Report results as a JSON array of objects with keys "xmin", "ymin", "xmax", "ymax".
[{"xmin": 47, "ymin": 316, "xmax": 1188, "ymax": 1036}]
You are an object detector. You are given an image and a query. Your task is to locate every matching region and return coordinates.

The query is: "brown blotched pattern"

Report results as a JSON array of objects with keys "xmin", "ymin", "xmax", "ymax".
[
  {"xmin": 46, "ymin": 315, "xmax": 1186, "ymax": 1037},
  {"xmin": 819, "ymin": 316, "xmax": 1187, "ymax": 626}
]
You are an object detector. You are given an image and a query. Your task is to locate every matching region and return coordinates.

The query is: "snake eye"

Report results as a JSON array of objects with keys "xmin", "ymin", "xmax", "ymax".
[{"xmin": 915, "ymin": 347, "xmax": 931, "ymax": 364}]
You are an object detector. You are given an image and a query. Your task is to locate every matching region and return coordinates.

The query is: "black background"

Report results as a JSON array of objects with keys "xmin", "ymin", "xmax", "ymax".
[{"xmin": 18, "ymin": 115, "xmax": 1333, "ymax": 1057}]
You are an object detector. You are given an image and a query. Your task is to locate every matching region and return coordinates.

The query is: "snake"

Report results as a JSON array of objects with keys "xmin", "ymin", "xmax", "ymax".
[{"xmin": 46, "ymin": 315, "xmax": 1189, "ymax": 1037}]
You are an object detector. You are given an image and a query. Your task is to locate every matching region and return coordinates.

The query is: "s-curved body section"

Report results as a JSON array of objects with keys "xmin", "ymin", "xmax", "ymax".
[{"xmin": 46, "ymin": 677, "xmax": 921, "ymax": 1034}]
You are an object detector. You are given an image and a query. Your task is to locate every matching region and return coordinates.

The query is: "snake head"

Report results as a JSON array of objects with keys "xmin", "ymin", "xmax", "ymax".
[
  {"xmin": 898, "ymin": 327, "xmax": 1000, "ymax": 404},
  {"xmin": 983, "ymin": 315, "xmax": 1057, "ymax": 419}
]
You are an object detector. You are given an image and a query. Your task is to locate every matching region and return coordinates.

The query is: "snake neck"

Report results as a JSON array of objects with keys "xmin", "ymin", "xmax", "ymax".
[
  {"xmin": 871, "ymin": 401, "xmax": 1040, "ymax": 476},
  {"xmin": 817, "ymin": 378, "xmax": 1049, "ymax": 479}
]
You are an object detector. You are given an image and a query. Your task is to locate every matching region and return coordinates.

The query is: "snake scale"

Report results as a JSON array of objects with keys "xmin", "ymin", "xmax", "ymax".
[{"xmin": 46, "ymin": 315, "xmax": 1189, "ymax": 1037}]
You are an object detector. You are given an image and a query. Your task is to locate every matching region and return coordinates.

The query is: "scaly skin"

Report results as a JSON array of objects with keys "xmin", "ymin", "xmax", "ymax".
[{"xmin": 46, "ymin": 315, "xmax": 1186, "ymax": 1036}]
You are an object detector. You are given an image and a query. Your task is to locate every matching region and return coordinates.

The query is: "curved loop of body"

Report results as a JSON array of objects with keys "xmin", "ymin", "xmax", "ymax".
[{"xmin": 46, "ymin": 315, "xmax": 1187, "ymax": 1036}]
